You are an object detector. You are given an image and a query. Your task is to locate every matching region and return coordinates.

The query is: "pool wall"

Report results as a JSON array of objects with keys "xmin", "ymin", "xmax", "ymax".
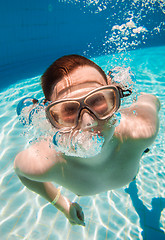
[{"xmin": 0, "ymin": 1, "xmax": 164, "ymax": 90}]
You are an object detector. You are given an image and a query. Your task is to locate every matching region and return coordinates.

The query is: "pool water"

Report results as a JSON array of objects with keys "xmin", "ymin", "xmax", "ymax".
[{"xmin": 0, "ymin": 46, "xmax": 165, "ymax": 240}]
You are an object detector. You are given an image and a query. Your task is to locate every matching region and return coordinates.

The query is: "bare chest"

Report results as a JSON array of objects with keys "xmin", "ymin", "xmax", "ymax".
[{"xmin": 48, "ymin": 142, "xmax": 142, "ymax": 196}]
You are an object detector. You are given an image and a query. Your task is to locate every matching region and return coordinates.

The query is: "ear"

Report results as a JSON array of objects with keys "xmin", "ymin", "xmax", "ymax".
[
  {"xmin": 107, "ymin": 74, "xmax": 113, "ymax": 85},
  {"xmin": 43, "ymin": 99, "xmax": 49, "ymax": 105}
]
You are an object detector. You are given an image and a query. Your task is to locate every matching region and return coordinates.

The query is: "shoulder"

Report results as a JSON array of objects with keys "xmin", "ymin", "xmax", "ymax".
[
  {"xmin": 14, "ymin": 139, "xmax": 60, "ymax": 178},
  {"xmin": 114, "ymin": 93, "xmax": 160, "ymax": 147}
]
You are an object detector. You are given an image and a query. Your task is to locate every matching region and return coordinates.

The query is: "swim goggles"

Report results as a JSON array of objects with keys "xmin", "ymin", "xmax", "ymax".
[{"xmin": 45, "ymin": 85, "xmax": 132, "ymax": 130}]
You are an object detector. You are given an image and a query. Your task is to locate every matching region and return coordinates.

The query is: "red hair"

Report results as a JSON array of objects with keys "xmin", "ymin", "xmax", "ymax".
[{"xmin": 41, "ymin": 54, "xmax": 107, "ymax": 100}]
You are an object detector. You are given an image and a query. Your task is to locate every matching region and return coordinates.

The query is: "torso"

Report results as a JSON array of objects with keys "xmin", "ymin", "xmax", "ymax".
[{"xmin": 34, "ymin": 133, "xmax": 144, "ymax": 196}]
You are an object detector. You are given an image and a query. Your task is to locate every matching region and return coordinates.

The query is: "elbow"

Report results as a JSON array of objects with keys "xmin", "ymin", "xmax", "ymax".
[
  {"xmin": 138, "ymin": 93, "xmax": 161, "ymax": 112},
  {"xmin": 14, "ymin": 154, "xmax": 48, "ymax": 181},
  {"xmin": 14, "ymin": 154, "xmax": 22, "ymax": 177},
  {"xmin": 14, "ymin": 160, "xmax": 25, "ymax": 179},
  {"xmin": 142, "ymin": 118, "xmax": 160, "ymax": 147}
]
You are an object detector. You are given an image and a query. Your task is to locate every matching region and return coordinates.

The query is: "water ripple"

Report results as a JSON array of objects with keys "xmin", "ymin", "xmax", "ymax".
[{"xmin": 0, "ymin": 47, "xmax": 165, "ymax": 239}]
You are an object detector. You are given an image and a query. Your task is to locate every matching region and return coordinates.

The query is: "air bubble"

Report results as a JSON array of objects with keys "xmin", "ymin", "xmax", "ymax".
[{"xmin": 52, "ymin": 130, "xmax": 105, "ymax": 158}]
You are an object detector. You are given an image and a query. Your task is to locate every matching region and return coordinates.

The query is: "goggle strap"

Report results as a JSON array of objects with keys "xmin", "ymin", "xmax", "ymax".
[{"xmin": 117, "ymin": 87, "xmax": 132, "ymax": 98}]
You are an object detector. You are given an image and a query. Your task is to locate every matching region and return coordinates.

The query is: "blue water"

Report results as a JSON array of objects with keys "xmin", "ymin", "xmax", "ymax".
[{"xmin": 0, "ymin": 46, "xmax": 165, "ymax": 239}]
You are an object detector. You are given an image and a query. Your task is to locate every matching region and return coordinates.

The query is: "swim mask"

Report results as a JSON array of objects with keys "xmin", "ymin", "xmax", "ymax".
[{"xmin": 45, "ymin": 85, "xmax": 131, "ymax": 131}]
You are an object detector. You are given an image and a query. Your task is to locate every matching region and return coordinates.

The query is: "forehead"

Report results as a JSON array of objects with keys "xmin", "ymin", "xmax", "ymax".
[{"xmin": 51, "ymin": 66, "xmax": 107, "ymax": 101}]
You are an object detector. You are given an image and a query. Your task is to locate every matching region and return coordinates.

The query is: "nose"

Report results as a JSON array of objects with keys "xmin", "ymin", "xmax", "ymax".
[{"xmin": 79, "ymin": 109, "xmax": 97, "ymax": 129}]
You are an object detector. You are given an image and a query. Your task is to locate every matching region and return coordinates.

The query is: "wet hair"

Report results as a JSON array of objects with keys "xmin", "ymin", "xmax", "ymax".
[{"xmin": 41, "ymin": 54, "xmax": 107, "ymax": 100}]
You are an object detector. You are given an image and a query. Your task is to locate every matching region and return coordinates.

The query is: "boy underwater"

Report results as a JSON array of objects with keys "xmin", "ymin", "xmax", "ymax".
[{"xmin": 14, "ymin": 55, "xmax": 160, "ymax": 226}]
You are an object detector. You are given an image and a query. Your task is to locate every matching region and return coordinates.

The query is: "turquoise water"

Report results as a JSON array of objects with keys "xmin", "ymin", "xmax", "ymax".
[{"xmin": 0, "ymin": 46, "xmax": 165, "ymax": 239}]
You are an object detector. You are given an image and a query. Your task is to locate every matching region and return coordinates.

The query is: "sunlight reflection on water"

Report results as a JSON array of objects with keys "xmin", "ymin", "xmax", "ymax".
[{"xmin": 0, "ymin": 46, "xmax": 165, "ymax": 239}]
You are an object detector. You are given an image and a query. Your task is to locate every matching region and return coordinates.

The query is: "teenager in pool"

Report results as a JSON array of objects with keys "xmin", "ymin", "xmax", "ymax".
[{"xmin": 14, "ymin": 55, "xmax": 160, "ymax": 226}]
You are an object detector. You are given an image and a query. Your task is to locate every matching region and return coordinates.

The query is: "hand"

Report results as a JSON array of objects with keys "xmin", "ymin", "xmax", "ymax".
[{"xmin": 64, "ymin": 202, "xmax": 85, "ymax": 226}]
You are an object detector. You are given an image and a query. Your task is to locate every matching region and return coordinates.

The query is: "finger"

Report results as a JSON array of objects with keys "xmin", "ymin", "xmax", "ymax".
[
  {"xmin": 72, "ymin": 203, "xmax": 84, "ymax": 221},
  {"xmin": 77, "ymin": 208, "xmax": 84, "ymax": 221}
]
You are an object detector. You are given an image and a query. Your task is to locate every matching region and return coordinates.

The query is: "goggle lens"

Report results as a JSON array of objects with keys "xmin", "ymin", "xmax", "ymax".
[
  {"xmin": 49, "ymin": 101, "xmax": 80, "ymax": 128},
  {"xmin": 85, "ymin": 89, "xmax": 116, "ymax": 118}
]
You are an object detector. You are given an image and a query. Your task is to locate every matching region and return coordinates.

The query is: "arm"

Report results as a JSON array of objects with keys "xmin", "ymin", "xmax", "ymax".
[
  {"xmin": 14, "ymin": 150, "xmax": 85, "ymax": 226},
  {"xmin": 134, "ymin": 92, "xmax": 160, "ymax": 112},
  {"xmin": 115, "ymin": 93, "xmax": 160, "ymax": 146},
  {"xmin": 14, "ymin": 173, "xmax": 69, "ymax": 213}
]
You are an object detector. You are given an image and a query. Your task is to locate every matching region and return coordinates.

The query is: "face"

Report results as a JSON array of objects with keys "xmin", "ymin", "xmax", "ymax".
[
  {"xmin": 50, "ymin": 66, "xmax": 116, "ymax": 136},
  {"xmin": 49, "ymin": 66, "xmax": 116, "ymax": 158}
]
